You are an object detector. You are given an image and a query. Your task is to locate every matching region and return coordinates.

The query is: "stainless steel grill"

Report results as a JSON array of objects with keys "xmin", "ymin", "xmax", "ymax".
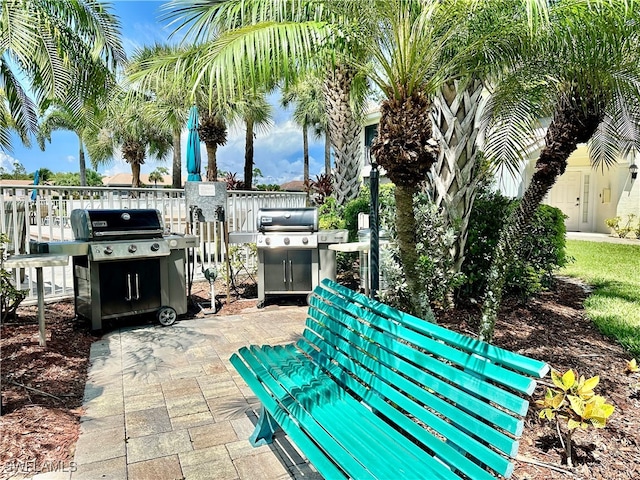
[
  {"xmin": 36, "ymin": 209, "xmax": 196, "ymax": 331},
  {"xmin": 255, "ymin": 208, "xmax": 347, "ymax": 308}
]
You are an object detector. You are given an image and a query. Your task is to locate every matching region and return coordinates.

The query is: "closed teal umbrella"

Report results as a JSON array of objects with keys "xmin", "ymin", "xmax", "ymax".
[
  {"xmin": 186, "ymin": 105, "xmax": 202, "ymax": 181},
  {"xmin": 31, "ymin": 169, "xmax": 40, "ymax": 201}
]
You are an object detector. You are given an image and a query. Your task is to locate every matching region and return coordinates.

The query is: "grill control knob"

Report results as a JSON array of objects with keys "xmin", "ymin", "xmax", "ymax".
[
  {"xmin": 265, "ymin": 237, "xmax": 271, "ymax": 245},
  {"xmin": 128, "ymin": 244, "xmax": 137, "ymax": 253},
  {"xmin": 150, "ymin": 243, "xmax": 160, "ymax": 252},
  {"xmin": 302, "ymin": 237, "xmax": 309, "ymax": 245},
  {"xmin": 284, "ymin": 237, "xmax": 290, "ymax": 245},
  {"xmin": 104, "ymin": 246, "xmax": 113, "ymax": 255}
]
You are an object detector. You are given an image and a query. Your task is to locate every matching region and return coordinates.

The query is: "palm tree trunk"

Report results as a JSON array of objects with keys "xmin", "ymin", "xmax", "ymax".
[
  {"xmin": 479, "ymin": 93, "xmax": 603, "ymax": 342},
  {"xmin": 324, "ymin": 130, "xmax": 331, "ymax": 175},
  {"xmin": 428, "ymin": 79, "xmax": 485, "ymax": 274},
  {"xmin": 370, "ymin": 91, "xmax": 438, "ymax": 318},
  {"xmin": 172, "ymin": 129, "xmax": 181, "ymax": 189},
  {"xmin": 78, "ymin": 136, "xmax": 87, "ymax": 187},
  {"xmin": 303, "ymin": 126, "xmax": 309, "ymax": 184},
  {"xmin": 323, "ymin": 64, "xmax": 362, "ymax": 206},
  {"xmin": 244, "ymin": 118, "xmax": 254, "ymax": 189},
  {"xmin": 205, "ymin": 142, "xmax": 218, "ymax": 181},
  {"xmin": 131, "ymin": 162, "xmax": 142, "ymax": 189},
  {"xmin": 303, "ymin": 125, "xmax": 310, "ymax": 204},
  {"xmin": 395, "ymin": 184, "xmax": 429, "ymax": 318}
]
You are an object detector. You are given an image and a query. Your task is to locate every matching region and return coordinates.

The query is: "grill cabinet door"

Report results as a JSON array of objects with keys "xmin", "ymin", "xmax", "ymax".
[
  {"xmin": 262, "ymin": 249, "xmax": 312, "ymax": 292},
  {"xmin": 99, "ymin": 259, "xmax": 162, "ymax": 316},
  {"xmin": 287, "ymin": 250, "xmax": 312, "ymax": 292},
  {"xmin": 263, "ymin": 250, "xmax": 289, "ymax": 292}
]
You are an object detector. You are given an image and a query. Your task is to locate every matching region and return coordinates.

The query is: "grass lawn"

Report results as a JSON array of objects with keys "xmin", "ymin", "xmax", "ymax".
[{"xmin": 561, "ymin": 239, "xmax": 640, "ymax": 358}]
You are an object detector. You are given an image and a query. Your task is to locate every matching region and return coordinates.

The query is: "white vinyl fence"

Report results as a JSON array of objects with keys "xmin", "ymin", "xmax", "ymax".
[{"xmin": 1, "ymin": 184, "xmax": 305, "ymax": 305}]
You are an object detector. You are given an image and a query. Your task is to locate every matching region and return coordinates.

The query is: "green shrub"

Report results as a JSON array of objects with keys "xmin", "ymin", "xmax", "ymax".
[
  {"xmin": 317, "ymin": 197, "xmax": 345, "ymax": 230},
  {"xmin": 460, "ymin": 190, "xmax": 569, "ymax": 302},
  {"xmin": 1, "ymin": 232, "xmax": 28, "ymax": 323},
  {"xmin": 343, "ymin": 195, "xmax": 370, "ymax": 242},
  {"xmin": 378, "ymin": 189, "xmax": 465, "ymax": 311}
]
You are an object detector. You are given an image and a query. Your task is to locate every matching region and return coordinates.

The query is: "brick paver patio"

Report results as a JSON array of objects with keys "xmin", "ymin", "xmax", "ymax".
[{"xmin": 36, "ymin": 304, "xmax": 319, "ymax": 480}]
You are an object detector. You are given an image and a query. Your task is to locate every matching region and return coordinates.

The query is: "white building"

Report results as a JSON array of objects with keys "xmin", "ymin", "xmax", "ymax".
[{"xmin": 360, "ymin": 108, "xmax": 639, "ymax": 234}]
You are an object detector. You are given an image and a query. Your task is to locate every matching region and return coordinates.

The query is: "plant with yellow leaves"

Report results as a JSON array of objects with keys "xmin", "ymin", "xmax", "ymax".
[{"xmin": 536, "ymin": 369, "xmax": 615, "ymax": 467}]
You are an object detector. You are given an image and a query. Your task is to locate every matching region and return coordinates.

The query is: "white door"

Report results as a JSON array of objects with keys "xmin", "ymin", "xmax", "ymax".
[{"xmin": 547, "ymin": 171, "xmax": 582, "ymax": 231}]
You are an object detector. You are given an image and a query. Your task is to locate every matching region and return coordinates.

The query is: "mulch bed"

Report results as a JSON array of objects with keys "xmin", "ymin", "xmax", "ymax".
[
  {"xmin": 1, "ymin": 278, "xmax": 639, "ymax": 479},
  {"xmin": 438, "ymin": 278, "xmax": 640, "ymax": 479}
]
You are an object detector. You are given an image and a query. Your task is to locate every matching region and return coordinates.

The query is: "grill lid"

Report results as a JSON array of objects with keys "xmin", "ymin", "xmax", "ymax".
[
  {"xmin": 71, "ymin": 209, "xmax": 164, "ymax": 241},
  {"xmin": 257, "ymin": 208, "xmax": 318, "ymax": 232}
]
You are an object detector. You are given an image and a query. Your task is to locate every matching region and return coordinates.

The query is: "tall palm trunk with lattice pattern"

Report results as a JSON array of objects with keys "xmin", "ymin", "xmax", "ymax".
[
  {"xmin": 427, "ymin": 80, "xmax": 486, "ymax": 274},
  {"xmin": 323, "ymin": 64, "xmax": 362, "ymax": 206}
]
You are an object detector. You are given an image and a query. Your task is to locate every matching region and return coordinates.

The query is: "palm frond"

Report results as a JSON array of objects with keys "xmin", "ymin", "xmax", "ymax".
[
  {"xmin": 195, "ymin": 20, "xmax": 329, "ymax": 102},
  {"xmin": 0, "ymin": 61, "xmax": 38, "ymax": 144},
  {"xmin": 164, "ymin": 0, "xmax": 325, "ymax": 43},
  {"xmin": 481, "ymin": 83, "xmax": 549, "ymax": 178}
]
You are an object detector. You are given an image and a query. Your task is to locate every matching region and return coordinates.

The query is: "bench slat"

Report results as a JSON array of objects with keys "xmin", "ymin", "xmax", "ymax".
[
  {"xmin": 234, "ymin": 346, "xmax": 380, "ymax": 480},
  {"xmin": 304, "ymin": 311, "xmax": 522, "ymax": 452},
  {"xmin": 243, "ymin": 347, "xmax": 458, "ymax": 479},
  {"xmin": 299, "ymin": 327, "xmax": 515, "ymax": 479},
  {"xmin": 297, "ymin": 336, "xmax": 504, "ymax": 480},
  {"xmin": 230, "ymin": 350, "xmax": 349, "ymax": 480},
  {"xmin": 252, "ymin": 345, "xmax": 457, "ymax": 480},
  {"xmin": 313, "ymin": 286, "xmax": 538, "ymax": 396},
  {"xmin": 322, "ymin": 279, "xmax": 550, "ymax": 379},
  {"xmin": 308, "ymin": 294, "xmax": 530, "ymax": 416}
]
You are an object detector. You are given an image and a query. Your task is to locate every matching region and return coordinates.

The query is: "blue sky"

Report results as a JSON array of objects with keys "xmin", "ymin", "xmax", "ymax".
[{"xmin": 1, "ymin": 0, "xmax": 325, "ymax": 185}]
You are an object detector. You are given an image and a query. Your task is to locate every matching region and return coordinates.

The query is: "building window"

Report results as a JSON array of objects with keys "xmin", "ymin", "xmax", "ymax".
[{"xmin": 582, "ymin": 175, "xmax": 590, "ymax": 223}]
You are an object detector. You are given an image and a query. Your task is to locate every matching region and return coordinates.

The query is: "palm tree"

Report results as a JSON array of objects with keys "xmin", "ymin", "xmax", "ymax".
[
  {"xmin": 478, "ymin": 0, "xmax": 640, "ymax": 341},
  {"xmin": 125, "ymin": 44, "xmax": 232, "ymax": 184},
  {"xmin": 86, "ymin": 90, "xmax": 173, "ymax": 188},
  {"xmin": 281, "ymin": 75, "xmax": 328, "ymax": 192},
  {"xmin": 163, "ymin": 0, "xmax": 368, "ymax": 203},
  {"xmin": 37, "ymin": 103, "xmax": 99, "ymax": 186},
  {"xmin": 234, "ymin": 93, "xmax": 273, "ymax": 189},
  {"xmin": 149, "ymin": 166, "xmax": 169, "ymax": 187},
  {"xmin": 125, "ymin": 42, "xmax": 273, "ymax": 189},
  {"xmin": 126, "ymin": 44, "xmax": 193, "ymax": 189},
  {"xmin": 0, "ymin": 0, "xmax": 124, "ymax": 148},
  {"xmin": 197, "ymin": 110, "xmax": 227, "ymax": 181}
]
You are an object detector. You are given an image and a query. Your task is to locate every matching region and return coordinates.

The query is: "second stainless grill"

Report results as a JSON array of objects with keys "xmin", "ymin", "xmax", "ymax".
[{"xmin": 256, "ymin": 208, "xmax": 319, "ymax": 307}]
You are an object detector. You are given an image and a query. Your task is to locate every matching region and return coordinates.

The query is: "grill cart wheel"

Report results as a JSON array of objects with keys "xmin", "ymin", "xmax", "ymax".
[{"xmin": 157, "ymin": 306, "xmax": 177, "ymax": 326}]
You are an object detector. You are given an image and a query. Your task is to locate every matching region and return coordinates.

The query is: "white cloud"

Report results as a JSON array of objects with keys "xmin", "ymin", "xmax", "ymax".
[
  {"xmin": 213, "ymin": 119, "xmax": 325, "ymax": 184},
  {"xmin": 0, "ymin": 151, "xmax": 17, "ymax": 172}
]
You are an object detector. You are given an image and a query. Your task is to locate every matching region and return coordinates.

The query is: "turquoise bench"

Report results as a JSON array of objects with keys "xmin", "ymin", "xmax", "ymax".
[{"xmin": 230, "ymin": 279, "xmax": 549, "ymax": 479}]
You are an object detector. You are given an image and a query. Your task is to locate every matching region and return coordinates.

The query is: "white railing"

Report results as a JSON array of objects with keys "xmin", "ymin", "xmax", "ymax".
[{"xmin": 1, "ymin": 184, "xmax": 306, "ymax": 305}]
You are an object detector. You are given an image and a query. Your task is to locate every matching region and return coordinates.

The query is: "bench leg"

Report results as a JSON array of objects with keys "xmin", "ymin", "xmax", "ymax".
[{"xmin": 249, "ymin": 405, "xmax": 281, "ymax": 447}]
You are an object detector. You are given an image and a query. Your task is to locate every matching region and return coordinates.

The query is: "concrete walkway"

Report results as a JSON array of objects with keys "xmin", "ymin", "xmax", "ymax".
[
  {"xmin": 566, "ymin": 231, "xmax": 640, "ymax": 245},
  {"xmin": 36, "ymin": 304, "xmax": 318, "ymax": 480}
]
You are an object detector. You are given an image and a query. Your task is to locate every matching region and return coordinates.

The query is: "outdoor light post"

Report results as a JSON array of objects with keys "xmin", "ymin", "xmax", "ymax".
[{"xmin": 368, "ymin": 148, "xmax": 380, "ymax": 299}]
